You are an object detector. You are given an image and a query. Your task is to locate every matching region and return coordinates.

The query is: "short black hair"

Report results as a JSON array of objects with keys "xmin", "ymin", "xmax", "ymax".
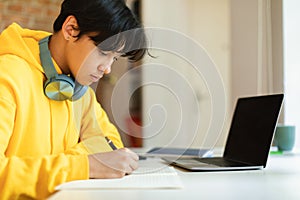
[{"xmin": 53, "ymin": 0, "xmax": 147, "ymax": 62}]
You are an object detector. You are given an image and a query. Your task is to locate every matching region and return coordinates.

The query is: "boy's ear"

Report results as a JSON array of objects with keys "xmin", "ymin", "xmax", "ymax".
[{"xmin": 61, "ymin": 15, "xmax": 80, "ymax": 40}]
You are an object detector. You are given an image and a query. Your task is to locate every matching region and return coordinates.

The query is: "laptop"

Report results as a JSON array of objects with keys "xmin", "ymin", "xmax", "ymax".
[{"xmin": 163, "ymin": 94, "xmax": 284, "ymax": 171}]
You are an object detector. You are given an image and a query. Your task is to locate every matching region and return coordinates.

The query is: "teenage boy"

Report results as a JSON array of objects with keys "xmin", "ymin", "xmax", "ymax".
[{"xmin": 0, "ymin": 0, "xmax": 147, "ymax": 199}]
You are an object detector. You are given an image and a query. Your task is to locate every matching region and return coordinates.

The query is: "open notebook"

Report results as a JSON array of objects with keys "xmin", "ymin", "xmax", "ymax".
[{"xmin": 55, "ymin": 160, "xmax": 183, "ymax": 190}]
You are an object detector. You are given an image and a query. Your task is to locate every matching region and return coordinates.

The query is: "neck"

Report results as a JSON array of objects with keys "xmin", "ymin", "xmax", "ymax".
[{"xmin": 48, "ymin": 33, "xmax": 70, "ymax": 75}]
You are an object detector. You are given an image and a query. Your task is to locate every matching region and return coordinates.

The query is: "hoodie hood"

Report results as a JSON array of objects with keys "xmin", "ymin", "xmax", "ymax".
[{"xmin": 0, "ymin": 23, "xmax": 51, "ymax": 72}]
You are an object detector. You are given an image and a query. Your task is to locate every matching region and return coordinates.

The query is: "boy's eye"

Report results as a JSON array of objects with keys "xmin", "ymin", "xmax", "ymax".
[{"xmin": 101, "ymin": 51, "xmax": 108, "ymax": 56}]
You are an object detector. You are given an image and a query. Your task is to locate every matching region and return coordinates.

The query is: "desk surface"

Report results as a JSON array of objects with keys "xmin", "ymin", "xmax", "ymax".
[{"xmin": 48, "ymin": 154, "xmax": 300, "ymax": 200}]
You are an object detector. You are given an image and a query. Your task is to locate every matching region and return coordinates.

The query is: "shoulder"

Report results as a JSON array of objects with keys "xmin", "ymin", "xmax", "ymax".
[
  {"xmin": 73, "ymin": 87, "xmax": 105, "ymax": 114},
  {"xmin": 0, "ymin": 54, "xmax": 43, "ymax": 81},
  {"xmin": 0, "ymin": 54, "xmax": 32, "ymax": 75},
  {"xmin": 75, "ymin": 87, "xmax": 99, "ymax": 106},
  {"xmin": 0, "ymin": 54, "xmax": 44, "ymax": 100}
]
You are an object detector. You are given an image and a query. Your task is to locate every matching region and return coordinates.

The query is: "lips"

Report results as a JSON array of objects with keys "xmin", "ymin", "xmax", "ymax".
[{"xmin": 90, "ymin": 74, "xmax": 101, "ymax": 82}]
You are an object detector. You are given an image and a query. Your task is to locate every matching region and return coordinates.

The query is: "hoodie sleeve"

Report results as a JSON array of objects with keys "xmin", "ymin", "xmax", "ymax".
[
  {"xmin": 0, "ymin": 79, "xmax": 119, "ymax": 199},
  {"xmin": 0, "ymin": 97, "xmax": 89, "ymax": 199},
  {"xmin": 0, "ymin": 154, "xmax": 89, "ymax": 199},
  {"xmin": 72, "ymin": 88, "xmax": 124, "ymax": 154},
  {"xmin": 0, "ymin": 55, "xmax": 89, "ymax": 199}
]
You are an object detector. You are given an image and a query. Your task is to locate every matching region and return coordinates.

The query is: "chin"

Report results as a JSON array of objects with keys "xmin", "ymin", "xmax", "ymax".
[
  {"xmin": 82, "ymin": 81, "xmax": 92, "ymax": 86},
  {"xmin": 76, "ymin": 79, "xmax": 89, "ymax": 86}
]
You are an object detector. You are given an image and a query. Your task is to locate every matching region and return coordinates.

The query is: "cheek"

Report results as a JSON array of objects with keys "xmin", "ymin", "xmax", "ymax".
[
  {"xmin": 82, "ymin": 52, "xmax": 101, "ymax": 69},
  {"xmin": 75, "ymin": 54, "xmax": 102, "ymax": 85},
  {"xmin": 74, "ymin": 64, "xmax": 92, "ymax": 85},
  {"xmin": 70, "ymin": 49, "xmax": 97, "ymax": 77}
]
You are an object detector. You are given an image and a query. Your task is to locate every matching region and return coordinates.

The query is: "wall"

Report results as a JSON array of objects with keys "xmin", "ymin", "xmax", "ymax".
[
  {"xmin": 230, "ymin": 0, "xmax": 284, "ymax": 127},
  {"xmin": 141, "ymin": 0, "xmax": 283, "ymax": 149},
  {"xmin": 141, "ymin": 0, "xmax": 231, "ymax": 149},
  {"xmin": 283, "ymin": 0, "xmax": 300, "ymax": 148},
  {"xmin": 231, "ymin": 0, "xmax": 283, "ymax": 102},
  {"xmin": 0, "ymin": 0, "xmax": 61, "ymax": 32}
]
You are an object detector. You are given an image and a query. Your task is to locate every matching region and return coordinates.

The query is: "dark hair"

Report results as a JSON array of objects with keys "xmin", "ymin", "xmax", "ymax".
[{"xmin": 53, "ymin": 0, "xmax": 147, "ymax": 62}]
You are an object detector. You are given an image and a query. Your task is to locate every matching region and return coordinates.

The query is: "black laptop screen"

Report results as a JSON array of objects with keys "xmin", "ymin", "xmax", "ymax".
[{"xmin": 224, "ymin": 94, "xmax": 283, "ymax": 167}]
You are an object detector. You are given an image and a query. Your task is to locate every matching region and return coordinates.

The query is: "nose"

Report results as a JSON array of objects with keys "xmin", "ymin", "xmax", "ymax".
[
  {"xmin": 104, "ymin": 56, "xmax": 116, "ymax": 74},
  {"xmin": 104, "ymin": 65, "xmax": 111, "ymax": 74},
  {"xmin": 98, "ymin": 62, "xmax": 112, "ymax": 75},
  {"xmin": 98, "ymin": 54, "xmax": 117, "ymax": 75}
]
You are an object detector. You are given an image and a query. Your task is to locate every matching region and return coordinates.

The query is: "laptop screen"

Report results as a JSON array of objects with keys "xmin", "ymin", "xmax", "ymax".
[{"xmin": 224, "ymin": 94, "xmax": 284, "ymax": 167}]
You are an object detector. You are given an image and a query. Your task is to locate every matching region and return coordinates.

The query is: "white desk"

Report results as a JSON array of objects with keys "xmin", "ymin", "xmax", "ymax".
[{"xmin": 48, "ymin": 154, "xmax": 300, "ymax": 200}]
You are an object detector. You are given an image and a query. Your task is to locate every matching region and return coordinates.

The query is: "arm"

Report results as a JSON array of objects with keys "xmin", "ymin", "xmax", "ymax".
[
  {"xmin": 0, "ymin": 98, "xmax": 89, "ymax": 199},
  {"xmin": 68, "ymin": 88, "xmax": 139, "ymax": 178},
  {"xmin": 69, "ymin": 88, "xmax": 124, "ymax": 155},
  {"xmin": 0, "ymin": 153, "xmax": 88, "ymax": 199}
]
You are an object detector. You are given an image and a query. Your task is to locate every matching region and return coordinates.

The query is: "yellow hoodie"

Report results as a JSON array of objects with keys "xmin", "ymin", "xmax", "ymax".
[{"xmin": 0, "ymin": 23, "xmax": 124, "ymax": 199}]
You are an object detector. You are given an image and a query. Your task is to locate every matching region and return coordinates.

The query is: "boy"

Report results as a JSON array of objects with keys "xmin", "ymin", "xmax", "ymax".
[{"xmin": 0, "ymin": 0, "xmax": 147, "ymax": 199}]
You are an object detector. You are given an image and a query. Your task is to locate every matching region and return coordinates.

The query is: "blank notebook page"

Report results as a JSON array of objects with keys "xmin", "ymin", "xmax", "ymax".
[{"xmin": 55, "ymin": 159, "xmax": 183, "ymax": 190}]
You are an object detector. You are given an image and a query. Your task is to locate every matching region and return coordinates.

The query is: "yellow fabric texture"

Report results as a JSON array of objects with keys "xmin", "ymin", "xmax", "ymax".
[{"xmin": 0, "ymin": 23, "xmax": 124, "ymax": 199}]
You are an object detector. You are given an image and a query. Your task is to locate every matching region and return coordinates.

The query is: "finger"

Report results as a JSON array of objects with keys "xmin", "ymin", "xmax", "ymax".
[
  {"xmin": 127, "ymin": 150, "xmax": 139, "ymax": 161},
  {"xmin": 120, "ymin": 148, "xmax": 139, "ymax": 161},
  {"xmin": 130, "ymin": 159, "xmax": 139, "ymax": 171},
  {"xmin": 124, "ymin": 165, "xmax": 136, "ymax": 175},
  {"xmin": 110, "ymin": 171, "xmax": 126, "ymax": 179},
  {"xmin": 122, "ymin": 158, "xmax": 138, "ymax": 174},
  {"xmin": 131, "ymin": 152, "xmax": 139, "ymax": 161},
  {"xmin": 122, "ymin": 164, "xmax": 132, "ymax": 175}
]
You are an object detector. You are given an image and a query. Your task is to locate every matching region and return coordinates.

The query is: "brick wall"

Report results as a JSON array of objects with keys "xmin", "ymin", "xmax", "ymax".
[{"xmin": 0, "ymin": 0, "xmax": 62, "ymax": 32}]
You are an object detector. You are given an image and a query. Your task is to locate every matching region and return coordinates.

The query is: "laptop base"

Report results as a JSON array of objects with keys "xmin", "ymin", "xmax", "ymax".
[{"xmin": 164, "ymin": 157, "xmax": 263, "ymax": 171}]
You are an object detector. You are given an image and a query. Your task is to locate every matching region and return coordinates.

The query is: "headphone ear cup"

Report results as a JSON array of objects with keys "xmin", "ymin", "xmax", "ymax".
[
  {"xmin": 44, "ymin": 74, "xmax": 75, "ymax": 101},
  {"xmin": 71, "ymin": 83, "xmax": 88, "ymax": 101},
  {"xmin": 39, "ymin": 36, "xmax": 88, "ymax": 101}
]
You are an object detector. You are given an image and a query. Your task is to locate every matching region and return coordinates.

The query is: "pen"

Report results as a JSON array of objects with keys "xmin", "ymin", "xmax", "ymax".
[
  {"xmin": 105, "ymin": 136, "xmax": 117, "ymax": 150},
  {"xmin": 105, "ymin": 136, "xmax": 146, "ymax": 160}
]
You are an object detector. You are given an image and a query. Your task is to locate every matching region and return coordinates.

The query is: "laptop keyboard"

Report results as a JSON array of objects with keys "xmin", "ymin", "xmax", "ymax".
[{"xmin": 194, "ymin": 157, "xmax": 247, "ymax": 167}]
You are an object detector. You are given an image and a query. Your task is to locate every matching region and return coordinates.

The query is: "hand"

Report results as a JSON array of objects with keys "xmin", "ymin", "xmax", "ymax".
[{"xmin": 88, "ymin": 148, "xmax": 139, "ymax": 179}]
